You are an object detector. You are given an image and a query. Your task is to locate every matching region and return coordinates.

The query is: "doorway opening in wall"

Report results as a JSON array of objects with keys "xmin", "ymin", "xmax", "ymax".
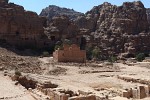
[{"xmin": 80, "ymin": 37, "xmax": 86, "ymax": 50}]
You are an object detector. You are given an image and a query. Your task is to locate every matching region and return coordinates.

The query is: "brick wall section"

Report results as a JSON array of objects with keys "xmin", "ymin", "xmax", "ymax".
[{"xmin": 53, "ymin": 44, "xmax": 86, "ymax": 63}]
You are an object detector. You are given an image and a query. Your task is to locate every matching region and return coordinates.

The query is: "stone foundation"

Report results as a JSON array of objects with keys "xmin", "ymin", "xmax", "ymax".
[{"xmin": 118, "ymin": 76, "xmax": 150, "ymax": 99}]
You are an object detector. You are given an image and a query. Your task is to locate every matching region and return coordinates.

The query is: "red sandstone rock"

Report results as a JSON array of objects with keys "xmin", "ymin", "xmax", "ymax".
[
  {"xmin": 75, "ymin": 1, "xmax": 150, "ymax": 58},
  {"xmin": 0, "ymin": 0, "xmax": 49, "ymax": 49}
]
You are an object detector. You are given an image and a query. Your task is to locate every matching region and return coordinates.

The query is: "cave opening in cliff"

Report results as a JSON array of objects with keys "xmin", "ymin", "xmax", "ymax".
[
  {"xmin": 16, "ymin": 31, "xmax": 20, "ymax": 35},
  {"xmin": 50, "ymin": 36, "xmax": 56, "ymax": 41}
]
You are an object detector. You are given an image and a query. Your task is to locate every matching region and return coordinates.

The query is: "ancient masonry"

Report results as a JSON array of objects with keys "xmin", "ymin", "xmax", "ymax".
[
  {"xmin": 11, "ymin": 74, "xmax": 96, "ymax": 100},
  {"xmin": 11, "ymin": 73, "xmax": 150, "ymax": 100},
  {"xmin": 53, "ymin": 44, "xmax": 86, "ymax": 63},
  {"xmin": 118, "ymin": 75, "xmax": 150, "ymax": 99}
]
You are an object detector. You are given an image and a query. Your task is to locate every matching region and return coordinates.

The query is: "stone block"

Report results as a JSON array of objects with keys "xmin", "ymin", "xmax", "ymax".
[
  {"xmin": 144, "ymin": 85, "xmax": 149, "ymax": 97},
  {"xmin": 68, "ymin": 95, "xmax": 96, "ymax": 100},
  {"xmin": 60, "ymin": 93, "xmax": 69, "ymax": 100},
  {"xmin": 122, "ymin": 90, "xmax": 130, "ymax": 98},
  {"xmin": 132, "ymin": 88, "xmax": 138, "ymax": 99},
  {"xmin": 139, "ymin": 86, "xmax": 146, "ymax": 99}
]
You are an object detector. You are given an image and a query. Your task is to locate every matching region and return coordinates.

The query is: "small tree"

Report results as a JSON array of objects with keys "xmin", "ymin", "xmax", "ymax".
[
  {"xmin": 15, "ymin": 70, "xmax": 22, "ymax": 76},
  {"xmin": 92, "ymin": 46, "xmax": 101, "ymax": 60},
  {"xmin": 136, "ymin": 53, "xmax": 145, "ymax": 62},
  {"xmin": 63, "ymin": 39, "xmax": 72, "ymax": 45},
  {"xmin": 54, "ymin": 45, "xmax": 63, "ymax": 50},
  {"xmin": 108, "ymin": 56, "xmax": 117, "ymax": 63}
]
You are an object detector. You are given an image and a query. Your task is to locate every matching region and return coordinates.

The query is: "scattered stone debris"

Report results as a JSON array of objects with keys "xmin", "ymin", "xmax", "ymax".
[
  {"xmin": 48, "ymin": 67, "xmax": 67, "ymax": 75},
  {"xmin": 0, "ymin": 47, "xmax": 42, "ymax": 74}
]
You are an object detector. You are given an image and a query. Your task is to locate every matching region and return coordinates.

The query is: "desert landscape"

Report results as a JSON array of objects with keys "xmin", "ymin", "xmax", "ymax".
[
  {"xmin": 0, "ymin": 0, "xmax": 150, "ymax": 100},
  {"xmin": 0, "ymin": 47, "xmax": 150, "ymax": 100}
]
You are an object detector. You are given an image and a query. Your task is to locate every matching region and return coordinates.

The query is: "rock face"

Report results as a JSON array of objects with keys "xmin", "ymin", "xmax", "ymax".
[
  {"xmin": 75, "ymin": 1, "xmax": 150, "ymax": 58},
  {"xmin": 44, "ymin": 15, "xmax": 80, "ymax": 44},
  {"xmin": 40, "ymin": 5, "xmax": 83, "ymax": 21},
  {"xmin": 0, "ymin": 0, "xmax": 149, "ymax": 58},
  {"xmin": 147, "ymin": 8, "xmax": 150, "ymax": 24},
  {"xmin": 0, "ymin": 0, "xmax": 49, "ymax": 49}
]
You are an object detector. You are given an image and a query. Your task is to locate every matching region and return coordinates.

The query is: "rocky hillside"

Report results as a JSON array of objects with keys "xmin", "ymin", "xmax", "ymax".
[
  {"xmin": 40, "ymin": 5, "xmax": 83, "ymax": 21},
  {"xmin": 74, "ymin": 1, "xmax": 150, "ymax": 58},
  {"xmin": 0, "ymin": 47, "xmax": 42, "ymax": 73},
  {"xmin": 0, "ymin": 0, "xmax": 50, "ymax": 49},
  {"xmin": 42, "ymin": 1, "xmax": 150, "ymax": 59},
  {"xmin": 44, "ymin": 15, "xmax": 80, "ymax": 44},
  {"xmin": 147, "ymin": 8, "xmax": 150, "ymax": 24}
]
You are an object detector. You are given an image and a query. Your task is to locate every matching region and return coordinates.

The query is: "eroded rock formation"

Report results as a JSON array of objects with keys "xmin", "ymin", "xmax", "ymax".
[
  {"xmin": 44, "ymin": 15, "xmax": 80, "ymax": 43},
  {"xmin": 40, "ymin": 5, "xmax": 83, "ymax": 21},
  {"xmin": 0, "ymin": 0, "xmax": 149, "ymax": 58},
  {"xmin": 75, "ymin": 1, "xmax": 150, "ymax": 58},
  {"xmin": 0, "ymin": 0, "xmax": 49, "ymax": 49}
]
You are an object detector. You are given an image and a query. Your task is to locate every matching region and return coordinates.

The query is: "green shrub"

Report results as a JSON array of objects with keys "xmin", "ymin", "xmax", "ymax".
[
  {"xmin": 54, "ymin": 45, "xmax": 60, "ymax": 50},
  {"xmin": 42, "ymin": 51, "xmax": 49, "ymax": 57},
  {"xmin": 54, "ymin": 45, "xmax": 63, "ymax": 50},
  {"xmin": 92, "ymin": 46, "xmax": 100, "ymax": 59},
  {"xmin": 63, "ymin": 39, "xmax": 72, "ymax": 45},
  {"xmin": 15, "ymin": 70, "xmax": 22, "ymax": 76},
  {"xmin": 136, "ymin": 53, "xmax": 145, "ymax": 62},
  {"xmin": 108, "ymin": 56, "xmax": 117, "ymax": 63}
]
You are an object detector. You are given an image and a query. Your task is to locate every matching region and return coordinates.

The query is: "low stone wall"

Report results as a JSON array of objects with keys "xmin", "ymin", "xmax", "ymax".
[
  {"xmin": 118, "ymin": 76, "xmax": 150, "ymax": 99},
  {"xmin": 37, "ymin": 84, "xmax": 96, "ymax": 100},
  {"xmin": 33, "ymin": 78, "xmax": 96, "ymax": 100}
]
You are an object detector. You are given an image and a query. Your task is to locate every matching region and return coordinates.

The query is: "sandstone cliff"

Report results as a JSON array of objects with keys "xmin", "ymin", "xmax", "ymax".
[
  {"xmin": 40, "ymin": 5, "xmax": 83, "ymax": 21},
  {"xmin": 0, "ymin": 0, "xmax": 149, "ymax": 58},
  {"xmin": 42, "ymin": 1, "xmax": 150, "ymax": 58},
  {"xmin": 147, "ymin": 8, "xmax": 150, "ymax": 24},
  {"xmin": 0, "ymin": 0, "xmax": 49, "ymax": 49},
  {"xmin": 75, "ymin": 1, "xmax": 150, "ymax": 58},
  {"xmin": 44, "ymin": 15, "xmax": 80, "ymax": 44}
]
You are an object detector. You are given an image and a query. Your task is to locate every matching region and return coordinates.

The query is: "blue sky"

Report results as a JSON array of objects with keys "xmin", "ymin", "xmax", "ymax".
[{"xmin": 9, "ymin": 0, "xmax": 150, "ymax": 14}]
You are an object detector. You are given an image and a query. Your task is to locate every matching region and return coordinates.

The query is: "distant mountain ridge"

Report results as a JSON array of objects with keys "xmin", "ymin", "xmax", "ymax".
[{"xmin": 39, "ymin": 5, "xmax": 84, "ymax": 21}]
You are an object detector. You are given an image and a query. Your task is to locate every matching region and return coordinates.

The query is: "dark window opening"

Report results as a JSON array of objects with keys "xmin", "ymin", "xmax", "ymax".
[
  {"xmin": 25, "ymin": 38, "xmax": 29, "ymax": 40},
  {"xmin": 51, "ymin": 36, "xmax": 56, "ymax": 41},
  {"xmin": 80, "ymin": 37, "xmax": 86, "ymax": 50},
  {"xmin": 76, "ymin": 38, "xmax": 79, "ymax": 42},
  {"xmin": 127, "ymin": 54, "xmax": 135, "ymax": 58},
  {"xmin": 16, "ymin": 31, "xmax": 20, "ymax": 35}
]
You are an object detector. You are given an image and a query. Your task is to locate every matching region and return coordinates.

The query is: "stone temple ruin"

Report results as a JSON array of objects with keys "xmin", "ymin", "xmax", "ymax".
[{"xmin": 53, "ymin": 44, "xmax": 86, "ymax": 63}]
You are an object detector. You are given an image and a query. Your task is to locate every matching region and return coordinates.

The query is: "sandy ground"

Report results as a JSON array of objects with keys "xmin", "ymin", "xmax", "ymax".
[
  {"xmin": 36, "ymin": 57, "xmax": 150, "ymax": 99},
  {"xmin": 0, "ymin": 56, "xmax": 150, "ymax": 100},
  {"xmin": 0, "ymin": 72, "xmax": 36, "ymax": 100}
]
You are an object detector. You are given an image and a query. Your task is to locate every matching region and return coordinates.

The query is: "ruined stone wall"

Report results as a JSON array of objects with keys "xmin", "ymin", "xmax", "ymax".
[
  {"xmin": 118, "ymin": 76, "xmax": 150, "ymax": 99},
  {"xmin": 53, "ymin": 44, "xmax": 86, "ymax": 63}
]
